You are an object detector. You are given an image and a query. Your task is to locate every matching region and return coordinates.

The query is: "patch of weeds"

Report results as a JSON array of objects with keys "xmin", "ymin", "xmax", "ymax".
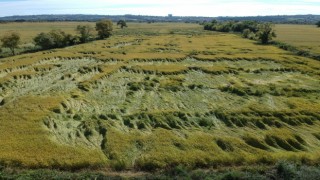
[
  {"xmin": 111, "ymin": 159, "xmax": 127, "ymax": 171},
  {"xmin": 220, "ymin": 171, "xmax": 246, "ymax": 180},
  {"xmin": 276, "ymin": 161, "xmax": 296, "ymax": 180}
]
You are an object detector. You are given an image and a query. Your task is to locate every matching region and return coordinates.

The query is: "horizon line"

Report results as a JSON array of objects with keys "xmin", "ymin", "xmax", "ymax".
[{"xmin": 1, "ymin": 13, "xmax": 320, "ymax": 19}]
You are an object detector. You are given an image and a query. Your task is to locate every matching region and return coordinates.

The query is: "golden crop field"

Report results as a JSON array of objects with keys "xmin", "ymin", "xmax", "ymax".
[
  {"xmin": 0, "ymin": 22, "xmax": 320, "ymax": 173},
  {"xmin": 275, "ymin": 24, "xmax": 320, "ymax": 54}
]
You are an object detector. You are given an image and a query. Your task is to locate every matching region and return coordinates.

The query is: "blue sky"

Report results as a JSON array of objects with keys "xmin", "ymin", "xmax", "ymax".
[{"xmin": 0, "ymin": 0, "xmax": 319, "ymax": 17}]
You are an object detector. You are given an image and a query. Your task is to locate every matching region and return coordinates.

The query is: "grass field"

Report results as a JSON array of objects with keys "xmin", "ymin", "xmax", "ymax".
[
  {"xmin": 0, "ymin": 22, "xmax": 320, "ymax": 172},
  {"xmin": 0, "ymin": 22, "xmax": 203, "ymax": 56},
  {"xmin": 0, "ymin": 22, "xmax": 202, "ymax": 43},
  {"xmin": 275, "ymin": 24, "xmax": 320, "ymax": 54},
  {"xmin": 0, "ymin": 22, "xmax": 95, "ymax": 43}
]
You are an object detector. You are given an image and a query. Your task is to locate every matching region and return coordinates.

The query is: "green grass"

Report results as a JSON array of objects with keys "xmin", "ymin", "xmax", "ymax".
[
  {"xmin": 275, "ymin": 24, "xmax": 320, "ymax": 55},
  {"xmin": 0, "ymin": 23, "xmax": 319, "ymax": 172},
  {"xmin": 1, "ymin": 162, "xmax": 320, "ymax": 179},
  {"xmin": 0, "ymin": 22, "xmax": 201, "ymax": 43}
]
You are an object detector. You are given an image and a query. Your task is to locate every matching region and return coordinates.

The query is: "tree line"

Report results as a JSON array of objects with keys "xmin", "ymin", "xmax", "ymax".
[
  {"xmin": 203, "ymin": 20, "xmax": 320, "ymax": 44},
  {"xmin": 203, "ymin": 20, "xmax": 276, "ymax": 44},
  {"xmin": 0, "ymin": 19, "xmax": 127, "ymax": 56}
]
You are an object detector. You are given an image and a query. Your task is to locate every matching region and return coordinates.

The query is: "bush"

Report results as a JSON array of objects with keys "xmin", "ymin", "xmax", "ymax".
[
  {"xmin": 166, "ymin": 165, "xmax": 189, "ymax": 177},
  {"xmin": 0, "ymin": 169, "xmax": 117, "ymax": 179},
  {"xmin": 296, "ymin": 165, "xmax": 320, "ymax": 179},
  {"xmin": 242, "ymin": 29, "xmax": 251, "ymax": 38},
  {"xmin": 204, "ymin": 20, "xmax": 258, "ymax": 33},
  {"xmin": 221, "ymin": 171, "xmax": 245, "ymax": 180},
  {"xmin": 276, "ymin": 161, "xmax": 296, "ymax": 180},
  {"xmin": 111, "ymin": 159, "xmax": 127, "ymax": 171},
  {"xmin": 34, "ymin": 30, "xmax": 76, "ymax": 50}
]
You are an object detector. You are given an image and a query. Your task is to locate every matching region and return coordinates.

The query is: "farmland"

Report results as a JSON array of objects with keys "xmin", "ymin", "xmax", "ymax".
[
  {"xmin": 274, "ymin": 24, "xmax": 320, "ymax": 55},
  {"xmin": 0, "ymin": 22, "xmax": 320, "ymax": 177},
  {"xmin": 0, "ymin": 22, "xmax": 201, "ymax": 43}
]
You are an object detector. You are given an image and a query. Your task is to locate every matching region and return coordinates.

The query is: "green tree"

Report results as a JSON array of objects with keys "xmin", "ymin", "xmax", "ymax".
[
  {"xmin": 117, "ymin": 20, "xmax": 127, "ymax": 29},
  {"xmin": 34, "ymin": 30, "xmax": 75, "ymax": 50},
  {"xmin": 1, "ymin": 32, "xmax": 20, "ymax": 55},
  {"xmin": 96, "ymin": 19, "xmax": 113, "ymax": 39},
  {"xmin": 203, "ymin": 20, "xmax": 218, "ymax": 31},
  {"xmin": 256, "ymin": 23, "xmax": 276, "ymax": 44},
  {"xmin": 49, "ymin": 30, "xmax": 69, "ymax": 48},
  {"xmin": 76, "ymin": 25, "xmax": 94, "ymax": 43},
  {"xmin": 316, "ymin": 21, "xmax": 320, "ymax": 27},
  {"xmin": 242, "ymin": 29, "xmax": 252, "ymax": 38},
  {"xmin": 34, "ymin": 32, "xmax": 55, "ymax": 49},
  {"xmin": 231, "ymin": 21, "xmax": 258, "ymax": 33}
]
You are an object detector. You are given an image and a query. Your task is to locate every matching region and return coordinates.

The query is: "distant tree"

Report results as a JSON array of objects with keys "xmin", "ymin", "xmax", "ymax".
[
  {"xmin": 96, "ymin": 19, "xmax": 113, "ymax": 39},
  {"xmin": 34, "ymin": 32, "xmax": 55, "ymax": 49},
  {"xmin": 49, "ymin": 30, "xmax": 69, "ymax": 47},
  {"xmin": 1, "ymin": 32, "xmax": 20, "ymax": 55},
  {"xmin": 215, "ymin": 21, "xmax": 233, "ymax": 32},
  {"xmin": 316, "ymin": 21, "xmax": 320, "ymax": 27},
  {"xmin": 211, "ymin": 19, "xmax": 218, "ymax": 24},
  {"xmin": 203, "ymin": 23, "xmax": 213, "ymax": 30},
  {"xmin": 242, "ymin": 29, "xmax": 252, "ymax": 38},
  {"xmin": 231, "ymin": 21, "xmax": 258, "ymax": 33},
  {"xmin": 242, "ymin": 29, "xmax": 256, "ymax": 40},
  {"xmin": 34, "ymin": 30, "xmax": 75, "ymax": 49},
  {"xmin": 76, "ymin": 25, "xmax": 94, "ymax": 43},
  {"xmin": 203, "ymin": 19, "xmax": 218, "ymax": 31},
  {"xmin": 256, "ymin": 23, "xmax": 276, "ymax": 44},
  {"xmin": 63, "ymin": 33, "xmax": 78, "ymax": 46},
  {"xmin": 117, "ymin": 20, "xmax": 127, "ymax": 29}
]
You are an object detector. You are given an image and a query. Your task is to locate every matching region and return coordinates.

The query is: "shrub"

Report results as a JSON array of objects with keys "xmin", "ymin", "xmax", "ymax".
[
  {"xmin": 276, "ymin": 161, "xmax": 296, "ymax": 180},
  {"xmin": 242, "ymin": 29, "xmax": 251, "ymax": 38},
  {"xmin": 296, "ymin": 165, "xmax": 320, "ymax": 179},
  {"xmin": 220, "ymin": 171, "xmax": 245, "ymax": 180},
  {"xmin": 34, "ymin": 30, "xmax": 75, "ymax": 50},
  {"xmin": 166, "ymin": 165, "xmax": 189, "ymax": 178},
  {"xmin": 111, "ymin": 159, "xmax": 127, "ymax": 171}
]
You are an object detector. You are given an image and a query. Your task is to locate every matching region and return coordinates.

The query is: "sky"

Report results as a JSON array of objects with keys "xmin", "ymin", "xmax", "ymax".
[{"xmin": 0, "ymin": 0, "xmax": 319, "ymax": 17}]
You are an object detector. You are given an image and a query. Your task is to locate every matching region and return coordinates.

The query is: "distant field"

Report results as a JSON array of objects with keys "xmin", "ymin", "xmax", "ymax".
[
  {"xmin": 275, "ymin": 24, "xmax": 320, "ymax": 54},
  {"xmin": 0, "ymin": 22, "xmax": 95, "ymax": 43},
  {"xmin": 0, "ymin": 22, "xmax": 202, "ymax": 44}
]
